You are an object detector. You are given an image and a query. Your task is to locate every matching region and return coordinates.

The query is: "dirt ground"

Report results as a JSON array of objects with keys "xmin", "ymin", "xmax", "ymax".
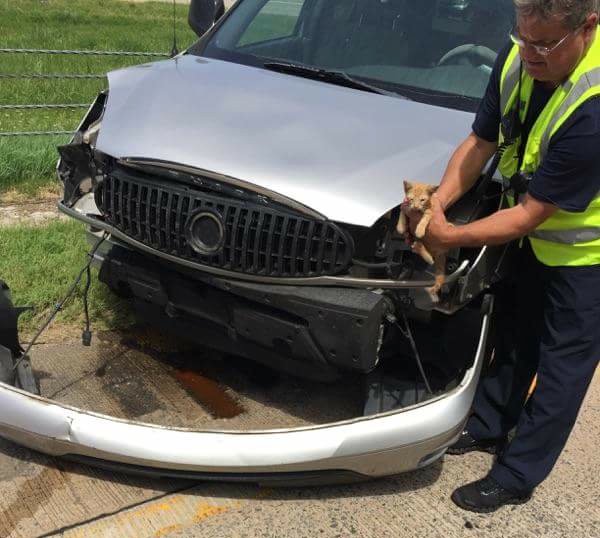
[
  {"xmin": 0, "ymin": 187, "xmax": 64, "ymax": 227},
  {"xmin": 0, "ymin": 199, "xmax": 66, "ymax": 228},
  {"xmin": 0, "ymin": 331, "xmax": 598, "ymax": 538}
]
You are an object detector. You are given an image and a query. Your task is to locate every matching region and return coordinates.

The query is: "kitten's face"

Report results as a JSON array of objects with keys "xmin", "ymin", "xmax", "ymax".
[{"xmin": 404, "ymin": 181, "xmax": 438, "ymax": 212}]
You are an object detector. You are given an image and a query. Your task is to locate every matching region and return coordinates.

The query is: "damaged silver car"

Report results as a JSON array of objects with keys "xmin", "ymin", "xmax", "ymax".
[{"xmin": 0, "ymin": 0, "xmax": 516, "ymax": 484}]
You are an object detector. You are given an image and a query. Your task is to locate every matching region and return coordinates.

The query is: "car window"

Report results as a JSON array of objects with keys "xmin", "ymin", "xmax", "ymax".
[
  {"xmin": 200, "ymin": 0, "xmax": 515, "ymax": 111},
  {"xmin": 237, "ymin": 0, "xmax": 307, "ymax": 47}
]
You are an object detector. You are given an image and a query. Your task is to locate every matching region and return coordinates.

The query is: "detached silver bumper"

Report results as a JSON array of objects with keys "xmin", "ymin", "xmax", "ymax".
[{"xmin": 0, "ymin": 306, "xmax": 489, "ymax": 482}]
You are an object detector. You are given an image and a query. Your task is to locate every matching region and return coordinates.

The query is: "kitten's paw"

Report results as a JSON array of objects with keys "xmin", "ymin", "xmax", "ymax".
[
  {"xmin": 396, "ymin": 214, "xmax": 408, "ymax": 236},
  {"xmin": 411, "ymin": 242, "xmax": 434, "ymax": 265},
  {"xmin": 426, "ymin": 286, "xmax": 440, "ymax": 303},
  {"xmin": 420, "ymin": 251, "xmax": 434, "ymax": 265}
]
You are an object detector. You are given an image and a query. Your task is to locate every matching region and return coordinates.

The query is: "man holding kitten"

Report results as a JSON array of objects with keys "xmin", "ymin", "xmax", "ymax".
[{"xmin": 411, "ymin": 0, "xmax": 600, "ymax": 513}]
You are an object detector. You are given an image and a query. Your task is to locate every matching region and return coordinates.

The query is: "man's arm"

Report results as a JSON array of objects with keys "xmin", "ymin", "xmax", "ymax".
[
  {"xmin": 426, "ymin": 193, "xmax": 558, "ymax": 249},
  {"xmin": 436, "ymin": 132, "xmax": 498, "ymax": 211},
  {"xmin": 432, "ymin": 97, "xmax": 600, "ymax": 249}
]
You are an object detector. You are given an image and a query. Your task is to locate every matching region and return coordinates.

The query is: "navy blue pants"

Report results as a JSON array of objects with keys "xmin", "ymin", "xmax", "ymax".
[{"xmin": 467, "ymin": 240, "xmax": 600, "ymax": 494}]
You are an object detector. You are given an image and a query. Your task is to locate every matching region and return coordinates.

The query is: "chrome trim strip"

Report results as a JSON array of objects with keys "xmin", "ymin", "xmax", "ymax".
[
  {"xmin": 460, "ymin": 244, "xmax": 489, "ymax": 289},
  {"xmin": 120, "ymin": 158, "xmax": 327, "ymax": 221},
  {"xmin": 59, "ymin": 202, "xmax": 469, "ymax": 290}
]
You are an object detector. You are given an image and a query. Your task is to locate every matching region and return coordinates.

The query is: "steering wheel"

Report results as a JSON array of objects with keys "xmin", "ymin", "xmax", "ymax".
[{"xmin": 437, "ymin": 44, "xmax": 497, "ymax": 68}]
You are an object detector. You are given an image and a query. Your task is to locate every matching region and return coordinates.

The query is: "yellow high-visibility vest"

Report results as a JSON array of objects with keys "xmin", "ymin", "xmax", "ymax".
[{"xmin": 497, "ymin": 34, "xmax": 600, "ymax": 267}]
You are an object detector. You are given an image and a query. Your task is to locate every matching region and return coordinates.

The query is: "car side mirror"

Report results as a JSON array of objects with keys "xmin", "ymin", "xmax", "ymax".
[{"xmin": 188, "ymin": 0, "xmax": 225, "ymax": 37}]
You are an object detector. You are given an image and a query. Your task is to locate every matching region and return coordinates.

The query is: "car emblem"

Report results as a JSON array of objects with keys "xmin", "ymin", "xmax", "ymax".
[{"xmin": 184, "ymin": 210, "xmax": 225, "ymax": 255}]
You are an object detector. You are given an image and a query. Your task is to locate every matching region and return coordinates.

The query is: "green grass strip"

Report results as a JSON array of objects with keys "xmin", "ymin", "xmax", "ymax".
[
  {"xmin": 0, "ymin": 219, "xmax": 133, "ymax": 332},
  {"xmin": 0, "ymin": 136, "xmax": 65, "ymax": 195}
]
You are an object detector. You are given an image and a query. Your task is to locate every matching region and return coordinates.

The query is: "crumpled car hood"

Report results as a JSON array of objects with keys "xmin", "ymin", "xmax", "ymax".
[{"xmin": 97, "ymin": 56, "xmax": 474, "ymax": 226}]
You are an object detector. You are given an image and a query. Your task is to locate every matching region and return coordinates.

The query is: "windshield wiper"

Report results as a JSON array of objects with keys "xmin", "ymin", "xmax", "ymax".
[{"xmin": 263, "ymin": 61, "xmax": 404, "ymax": 98}]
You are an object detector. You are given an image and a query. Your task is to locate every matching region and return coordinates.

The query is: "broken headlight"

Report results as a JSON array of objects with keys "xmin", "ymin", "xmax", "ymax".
[{"xmin": 57, "ymin": 92, "xmax": 108, "ymax": 207}]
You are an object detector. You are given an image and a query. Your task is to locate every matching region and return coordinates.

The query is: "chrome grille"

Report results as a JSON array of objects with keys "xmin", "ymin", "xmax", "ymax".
[{"xmin": 96, "ymin": 171, "xmax": 353, "ymax": 277}]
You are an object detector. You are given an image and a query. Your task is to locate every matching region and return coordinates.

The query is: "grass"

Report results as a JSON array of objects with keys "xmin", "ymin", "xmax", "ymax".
[
  {"xmin": 0, "ymin": 136, "xmax": 65, "ymax": 195},
  {"xmin": 0, "ymin": 219, "xmax": 133, "ymax": 333},
  {"xmin": 0, "ymin": 0, "xmax": 197, "ymax": 197}
]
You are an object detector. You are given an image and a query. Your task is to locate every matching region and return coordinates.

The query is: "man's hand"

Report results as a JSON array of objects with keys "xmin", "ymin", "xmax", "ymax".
[
  {"xmin": 421, "ymin": 194, "xmax": 454, "ymax": 251},
  {"xmin": 418, "ymin": 193, "xmax": 559, "ymax": 250}
]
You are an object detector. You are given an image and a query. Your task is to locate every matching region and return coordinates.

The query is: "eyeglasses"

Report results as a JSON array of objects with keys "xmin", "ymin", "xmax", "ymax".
[{"xmin": 509, "ymin": 27, "xmax": 577, "ymax": 56}]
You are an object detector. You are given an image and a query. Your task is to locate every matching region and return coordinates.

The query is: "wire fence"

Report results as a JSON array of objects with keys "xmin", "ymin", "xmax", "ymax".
[
  {"xmin": 0, "ymin": 47, "xmax": 170, "ymax": 138},
  {"xmin": 0, "ymin": 73, "xmax": 106, "ymax": 80},
  {"xmin": 0, "ymin": 47, "xmax": 169, "ymax": 57},
  {"xmin": 0, "ymin": 130, "xmax": 76, "ymax": 137},
  {"xmin": 0, "ymin": 104, "xmax": 91, "ymax": 110}
]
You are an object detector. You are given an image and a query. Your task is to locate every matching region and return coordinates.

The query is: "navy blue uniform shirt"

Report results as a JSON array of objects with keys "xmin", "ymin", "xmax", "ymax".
[{"xmin": 472, "ymin": 42, "xmax": 600, "ymax": 212}]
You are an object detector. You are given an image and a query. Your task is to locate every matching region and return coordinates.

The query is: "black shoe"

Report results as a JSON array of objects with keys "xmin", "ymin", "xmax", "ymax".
[
  {"xmin": 446, "ymin": 430, "xmax": 502, "ymax": 455},
  {"xmin": 451, "ymin": 475, "xmax": 532, "ymax": 513}
]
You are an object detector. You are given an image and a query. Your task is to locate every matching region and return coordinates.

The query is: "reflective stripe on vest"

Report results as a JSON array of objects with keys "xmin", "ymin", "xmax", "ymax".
[
  {"xmin": 500, "ymin": 50, "xmax": 521, "ymax": 116},
  {"xmin": 539, "ymin": 67, "xmax": 600, "ymax": 156},
  {"xmin": 529, "ymin": 226, "xmax": 600, "ymax": 244}
]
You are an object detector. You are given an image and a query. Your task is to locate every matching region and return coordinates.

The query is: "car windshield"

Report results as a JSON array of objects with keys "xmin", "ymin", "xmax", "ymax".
[{"xmin": 196, "ymin": 0, "xmax": 515, "ymax": 111}]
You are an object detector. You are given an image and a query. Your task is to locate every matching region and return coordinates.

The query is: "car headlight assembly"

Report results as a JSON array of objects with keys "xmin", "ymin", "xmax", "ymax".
[{"xmin": 56, "ymin": 92, "xmax": 108, "ymax": 207}]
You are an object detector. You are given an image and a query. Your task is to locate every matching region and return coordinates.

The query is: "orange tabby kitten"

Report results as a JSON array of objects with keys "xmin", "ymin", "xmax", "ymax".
[{"xmin": 396, "ymin": 180, "xmax": 446, "ymax": 303}]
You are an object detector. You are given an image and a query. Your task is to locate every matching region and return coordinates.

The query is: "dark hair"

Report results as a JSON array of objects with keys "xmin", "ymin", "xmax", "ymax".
[{"xmin": 514, "ymin": 0, "xmax": 599, "ymax": 29}]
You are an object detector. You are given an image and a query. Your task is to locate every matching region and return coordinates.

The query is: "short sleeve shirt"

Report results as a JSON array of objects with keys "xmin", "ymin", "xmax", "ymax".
[{"xmin": 472, "ymin": 42, "xmax": 600, "ymax": 213}]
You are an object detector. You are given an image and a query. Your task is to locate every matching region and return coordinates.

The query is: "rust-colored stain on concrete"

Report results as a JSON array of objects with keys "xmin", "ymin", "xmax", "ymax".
[
  {"xmin": 151, "ymin": 502, "xmax": 230, "ymax": 537},
  {"xmin": 62, "ymin": 494, "xmax": 233, "ymax": 538},
  {"xmin": 175, "ymin": 369, "xmax": 244, "ymax": 418},
  {"xmin": 66, "ymin": 496, "xmax": 187, "ymax": 538},
  {"xmin": 142, "ymin": 496, "xmax": 184, "ymax": 515},
  {"xmin": 192, "ymin": 503, "xmax": 229, "ymax": 522},
  {"xmin": 154, "ymin": 523, "xmax": 184, "ymax": 537}
]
